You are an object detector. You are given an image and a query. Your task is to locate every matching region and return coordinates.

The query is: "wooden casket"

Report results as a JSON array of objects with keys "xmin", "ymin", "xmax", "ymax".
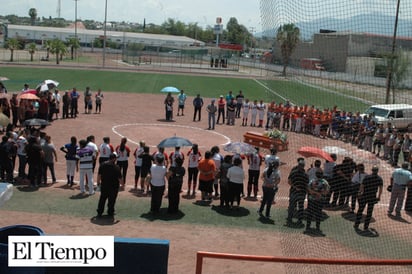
[{"xmin": 243, "ymin": 131, "xmax": 288, "ymax": 152}]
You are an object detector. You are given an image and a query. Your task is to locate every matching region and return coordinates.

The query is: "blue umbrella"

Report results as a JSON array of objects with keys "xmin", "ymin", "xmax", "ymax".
[
  {"xmin": 161, "ymin": 86, "xmax": 180, "ymax": 93},
  {"xmin": 158, "ymin": 136, "xmax": 192, "ymax": 148}
]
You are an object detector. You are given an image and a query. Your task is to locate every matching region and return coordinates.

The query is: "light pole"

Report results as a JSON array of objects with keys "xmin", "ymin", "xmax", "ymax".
[
  {"xmin": 74, "ymin": 0, "xmax": 79, "ymax": 58},
  {"xmin": 385, "ymin": 0, "xmax": 401, "ymax": 104},
  {"xmin": 249, "ymin": 27, "xmax": 255, "ymax": 57},
  {"xmin": 103, "ymin": 0, "xmax": 108, "ymax": 67}
]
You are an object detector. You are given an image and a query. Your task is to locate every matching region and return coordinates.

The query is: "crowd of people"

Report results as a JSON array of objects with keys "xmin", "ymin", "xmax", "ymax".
[
  {"xmin": 164, "ymin": 90, "xmax": 412, "ymax": 170},
  {"xmin": 2, "ymin": 120, "xmax": 411, "ymax": 235},
  {"xmin": 0, "ymin": 84, "xmax": 104, "ymax": 129},
  {"xmin": 1, "ymin": 86, "xmax": 412, "ymax": 232}
]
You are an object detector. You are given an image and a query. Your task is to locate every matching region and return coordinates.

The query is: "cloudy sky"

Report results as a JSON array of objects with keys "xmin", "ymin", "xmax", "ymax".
[
  {"xmin": 2, "ymin": 0, "xmax": 410, "ymax": 34},
  {"xmin": 1, "ymin": 0, "xmax": 262, "ymax": 31}
]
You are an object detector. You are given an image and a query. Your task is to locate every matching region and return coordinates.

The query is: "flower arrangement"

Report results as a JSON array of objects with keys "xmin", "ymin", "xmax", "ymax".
[{"xmin": 263, "ymin": 129, "xmax": 288, "ymax": 144}]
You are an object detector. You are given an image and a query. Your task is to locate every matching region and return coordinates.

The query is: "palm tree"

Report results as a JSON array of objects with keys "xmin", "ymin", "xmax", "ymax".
[
  {"xmin": 27, "ymin": 43, "xmax": 37, "ymax": 61},
  {"xmin": 49, "ymin": 39, "xmax": 67, "ymax": 64},
  {"xmin": 276, "ymin": 23, "xmax": 300, "ymax": 76},
  {"xmin": 43, "ymin": 40, "xmax": 52, "ymax": 60},
  {"xmin": 66, "ymin": 38, "xmax": 80, "ymax": 60},
  {"xmin": 59, "ymin": 46, "xmax": 68, "ymax": 62},
  {"xmin": 28, "ymin": 8, "xmax": 37, "ymax": 26},
  {"xmin": 6, "ymin": 38, "xmax": 20, "ymax": 62}
]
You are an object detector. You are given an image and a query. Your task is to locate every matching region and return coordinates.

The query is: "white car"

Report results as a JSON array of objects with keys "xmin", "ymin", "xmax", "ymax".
[{"xmin": 363, "ymin": 104, "xmax": 412, "ymax": 132}]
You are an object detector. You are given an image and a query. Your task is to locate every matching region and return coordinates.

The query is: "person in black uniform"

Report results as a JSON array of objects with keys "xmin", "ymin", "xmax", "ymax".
[
  {"xmin": 96, "ymin": 153, "xmax": 123, "ymax": 219},
  {"xmin": 354, "ymin": 165, "xmax": 383, "ymax": 231},
  {"xmin": 167, "ymin": 157, "xmax": 185, "ymax": 214},
  {"xmin": 286, "ymin": 158, "xmax": 309, "ymax": 227}
]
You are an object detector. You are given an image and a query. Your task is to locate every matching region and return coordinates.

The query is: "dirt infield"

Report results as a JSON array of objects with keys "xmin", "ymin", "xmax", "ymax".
[{"xmin": 1, "ymin": 92, "xmax": 412, "ymax": 273}]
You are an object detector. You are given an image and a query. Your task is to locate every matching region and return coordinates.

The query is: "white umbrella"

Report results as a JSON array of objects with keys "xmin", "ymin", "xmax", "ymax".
[
  {"xmin": 161, "ymin": 86, "xmax": 180, "ymax": 93},
  {"xmin": 322, "ymin": 146, "xmax": 348, "ymax": 155},
  {"xmin": 36, "ymin": 79, "xmax": 59, "ymax": 92}
]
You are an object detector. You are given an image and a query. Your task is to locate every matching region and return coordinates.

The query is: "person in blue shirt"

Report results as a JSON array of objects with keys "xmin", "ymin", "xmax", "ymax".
[
  {"xmin": 388, "ymin": 163, "xmax": 412, "ymax": 217},
  {"xmin": 177, "ymin": 90, "xmax": 187, "ymax": 116},
  {"xmin": 192, "ymin": 94, "xmax": 203, "ymax": 121}
]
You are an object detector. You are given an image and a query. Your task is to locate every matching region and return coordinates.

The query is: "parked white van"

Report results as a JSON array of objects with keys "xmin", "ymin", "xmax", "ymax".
[{"xmin": 363, "ymin": 104, "xmax": 412, "ymax": 132}]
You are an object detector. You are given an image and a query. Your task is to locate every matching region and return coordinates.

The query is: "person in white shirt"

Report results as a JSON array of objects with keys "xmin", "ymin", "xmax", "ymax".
[
  {"xmin": 16, "ymin": 129, "xmax": 29, "ymax": 179},
  {"xmin": 250, "ymin": 100, "xmax": 258, "ymax": 127},
  {"xmin": 211, "ymin": 146, "xmax": 223, "ymax": 197},
  {"xmin": 52, "ymin": 89, "xmax": 61, "ymax": 119},
  {"xmin": 257, "ymin": 100, "xmax": 266, "ymax": 128},
  {"xmin": 148, "ymin": 155, "xmax": 168, "ymax": 214},
  {"xmin": 242, "ymin": 98, "xmax": 251, "ymax": 127},
  {"xmin": 350, "ymin": 163, "xmax": 366, "ymax": 213},
  {"xmin": 134, "ymin": 140, "xmax": 145, "ymax": 190},
  {"xmin": 227, "ymin": 158, "xmax": 245, "ymax": 208},
  {"xmin": 247, "ymin": 147, "xmax": 263, "ymax": 198},
  {"xmin": 98, "ymin": 137, "xmax": 114, "ymax": 165}
]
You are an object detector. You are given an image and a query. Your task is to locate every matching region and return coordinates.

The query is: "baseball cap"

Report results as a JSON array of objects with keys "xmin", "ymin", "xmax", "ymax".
[
  {"xmin": 220, "ymin": 95, "xmax": 223, "ymax": 98},
  {"xmin": 109, "ymin": 152, "xmax": 118, "ymax": 159}
]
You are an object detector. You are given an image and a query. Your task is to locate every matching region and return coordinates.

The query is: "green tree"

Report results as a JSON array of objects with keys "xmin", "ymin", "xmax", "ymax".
[
  {"xmin": 27, "ymin": 42, "xmax": 37, "ymax": 61},
  {"xmin": 28, "ymin": 8, "xmax": 37, "ymax": 26},
  {"xmin": 66, "ymin": 37, "xmax": 80, "ymax": 60},
  {"xmin": 6, "ymin": 38, "xmax": 20, "ymax": 62},
  {"xmin": 93, "ymin": 38, "xmax": 103, "ymax": 48},
  {"xmin": 226, "ymin": 17, "xmax": 247, "ymax": 45},
  {"xmin": 162, "ymin": 18, "xmax": 177, "ymax": 35},
  {"xmin": 276, "ymin": 23, "xmax": 300, "ymax": 76},
  {"xmin": 49, "ymin": 39, "xmax": 67, "ymax": 64},
  {"xmin": 43, "ymin": 40, "xmax": 52, "ymax": 60}
]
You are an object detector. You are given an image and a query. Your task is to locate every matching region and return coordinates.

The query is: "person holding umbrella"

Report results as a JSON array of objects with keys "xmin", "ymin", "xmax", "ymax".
[{"xmin": 164, "ymin": 92, "xmax": 174, "ymax": 121}]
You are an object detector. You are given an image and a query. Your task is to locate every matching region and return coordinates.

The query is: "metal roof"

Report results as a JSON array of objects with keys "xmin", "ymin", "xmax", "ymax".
[{"xmin": 7, "ymin": 24, "xmax": 205, "ymax": 46}]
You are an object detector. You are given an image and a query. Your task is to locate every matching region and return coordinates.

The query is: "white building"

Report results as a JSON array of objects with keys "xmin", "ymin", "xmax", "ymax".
[{"xmin": 4, "ymin": 24, "xmax": 205, "ymax": 48}]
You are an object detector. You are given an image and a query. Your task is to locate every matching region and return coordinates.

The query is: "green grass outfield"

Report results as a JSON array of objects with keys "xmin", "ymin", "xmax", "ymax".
[
  {"xmin": 2, "ymin": 186, "xmax": 411, "ymax": 261},
  {"xmin": 1, "ymin": 67, "xmax": 368, "ymax": 113}
]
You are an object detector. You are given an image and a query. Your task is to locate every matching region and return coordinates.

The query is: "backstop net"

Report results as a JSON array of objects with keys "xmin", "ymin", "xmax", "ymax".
[
  {"xmin": 251, "ymin": 1, "xmax": 412, "ymax": 273},
  {"xmin": 258, "ymin": 0, "xmax": 412, "ymax": 105}
]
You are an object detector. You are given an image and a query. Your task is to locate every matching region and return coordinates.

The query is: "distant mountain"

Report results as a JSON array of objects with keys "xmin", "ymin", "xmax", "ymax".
[{"xmin": 258, "ymin": 13, "xmax": 412, "ymax": 40}]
